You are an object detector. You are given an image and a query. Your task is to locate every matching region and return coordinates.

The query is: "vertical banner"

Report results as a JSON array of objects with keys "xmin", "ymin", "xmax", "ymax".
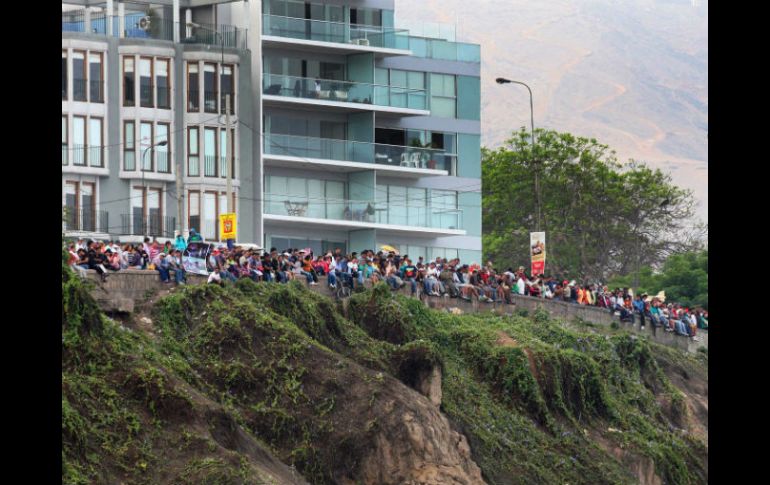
[
  {"xmin": 183, "ymin": 242, "xmax": 213, "ymax": 275},
  {"xmin": 219, "ymin": 213, "xmax": 237, "ymax": 241},
  {"xmin": 530, "ymin": 232, "xmax": 546, "ymax": 276}
]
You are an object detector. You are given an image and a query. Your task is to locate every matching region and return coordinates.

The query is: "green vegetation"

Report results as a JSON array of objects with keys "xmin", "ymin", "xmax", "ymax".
[
  {"xmin": 482, "ymin": 128, "xmax": 705, "ymax": 281},
  {"xmin": 63, "ymin": 262, "xmax": 707, "ymax": 485},
  {"xmin": 608, "ymin": 250, "xmax": 708, "ymax": 309}
]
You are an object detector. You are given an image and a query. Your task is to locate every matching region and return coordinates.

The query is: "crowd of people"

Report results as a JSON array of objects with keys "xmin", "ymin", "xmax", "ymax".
[{"xmin": 65, "ymin": 232, "xmax": 707, "ymax": 341}]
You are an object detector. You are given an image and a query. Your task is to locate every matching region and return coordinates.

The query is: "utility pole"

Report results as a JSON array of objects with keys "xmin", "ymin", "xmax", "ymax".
[
  {"xmin": 225, "ymin": 93, "xmax": 233, "ymax": 215},
  {"xmin": 176, "ymin": 154, "xmax": 184, "ymax": 237}
]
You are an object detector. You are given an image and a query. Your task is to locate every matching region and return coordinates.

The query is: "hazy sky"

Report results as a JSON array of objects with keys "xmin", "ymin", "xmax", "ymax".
[{"xmin": 395, "ymin": 0, "xmax": 708, "ymax": 221}]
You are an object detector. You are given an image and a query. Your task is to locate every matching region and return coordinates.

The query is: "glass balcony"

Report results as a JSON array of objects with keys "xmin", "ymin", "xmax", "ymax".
[
  {"xmin": 262, "ymin": 74, "xmax": 427, "ymax": 110},
  {"xmin": 264, "ymin": 194, "xmax": 462, "ymax": 230},
  {"xmin": 407, "ymin": 37, "xmax": 480, "ymax": 63},
  {"xmin": 263, "ymin": 133, "xmax": 454, "ymax": 172},
  {"xmin": 262, "ymin": 14, "xmax": 410, "ymax": 50},
  {"xmin": 61, "ymin": 11, "xmax": 247, "ymax": 49}
]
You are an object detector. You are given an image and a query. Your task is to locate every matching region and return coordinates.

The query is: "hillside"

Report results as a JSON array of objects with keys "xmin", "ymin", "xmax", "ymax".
[
  {"xmin": 62, "ymin": 265, "xmax": 707, "ymax": 484},
  {"xmin": 396, "ymin": 0, "xmax": 708, "ymax": 219}
]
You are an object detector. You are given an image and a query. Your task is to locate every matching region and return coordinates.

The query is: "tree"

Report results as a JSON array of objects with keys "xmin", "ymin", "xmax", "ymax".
[{"xmin": 482, "ymin": 128, "xmax": 699, "ymax": 281}]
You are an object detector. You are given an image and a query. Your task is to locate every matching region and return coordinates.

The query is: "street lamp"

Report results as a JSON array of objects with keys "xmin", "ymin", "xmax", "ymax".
[
  {"xmin": 141, "ymin": 140, "xmax": 168, "ymax": 236},
  {"xmin": 496, "ymin": 77, "xmax": 541, "ymax": 231}
]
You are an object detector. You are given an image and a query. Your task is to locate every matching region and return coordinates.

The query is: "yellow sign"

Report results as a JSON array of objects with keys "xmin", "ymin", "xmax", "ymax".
[{"xmin": 219, "ymin": 213, "xmax": 237, "ymax": 240}]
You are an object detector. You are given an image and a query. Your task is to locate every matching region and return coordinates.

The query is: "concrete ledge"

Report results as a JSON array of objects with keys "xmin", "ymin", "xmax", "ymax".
[{"xmin": 79, "ymin": 270, "xmax": 707, "ymax": 353}]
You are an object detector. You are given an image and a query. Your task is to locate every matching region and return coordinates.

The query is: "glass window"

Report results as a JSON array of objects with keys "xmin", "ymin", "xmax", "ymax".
[
  {"xmin": 156, "ymin": 58, "xmax": 170, "ymax": 109},
  {"xmin": 350, "ymin": 8, "xmax": 382, "ymax": 27},
  {"xmin": 131, "ymin": 186, "xmax": 144, "ymax": 235},
  {"xmin": 188, "ymin": 127, "xmax": 199, "ymax": 176},
  {"xmin": 203, "ymin": 192, "xmax": 217, "ymax": 240},
  {"xmin": 147, "ymin": 188, "xmax": 162, "ymax": 236},
  {"xmin": 89, "ymin": 52, "xmax": 103, "ymax": 102},
  {"xmin": 188, "ymin": 191, "xmax": 201, "ymax": 235},
  {"xmin": 61, "ymin": 117, "xmax": 68, "ymax": 165},
  {"xmin": 89, "ymin": 118, "xmax": 103, "ymax": 167},
  {"xmin": 124, "ymin": 121, "xmax": 135, "ymax": 171},
  {"xmin": 431, "ymin": 189, "xmax": 459, "ymax": 229},
  {"xmin": 187, "ymin": 62, "xmax": 199, "ymax": 111},
  {"xmin": 219, "ymin": 129, "xmax": 227, "ymax": 178},
  {"xmin": 430, "ymin": 74, "xmax": 456, "ymax": 118},
  {"xmin": 221, "ymin": 64, "xmax": 234, "ymax": 115},
  {"xmin": 157, "ymin": 123, "xmax": 170, "ymax": 173},
  {"xmin": 64, "ymin": 182, "xmax": 78, "ymax": 229},
  {"xmin": 62, "ymin": 51, "xmax": 68, "ymax": 100},
  {"xmin": 203, "ymin": 63, "xmax": 217, "ymax": 113},
  {"xmin": 81, "ymin": 183, "xmax": 95, "ymax": 231},
  {"xmin": 123, "ymin": 57, "xmax": 135, "ymax": 106},
  {"xmin": 204, "ymin": 128, "xmax": 217, "ymax": 176},
  {"xmin": 73, "ymin": 117, "xmax": 85, "ymax": 165},
  {"xmin": 139, "ymin": 57, "xmax": 153, "ymax": 107},
  {"xmin": 140, "ymin": 122, "xmax": 153, "ymax": 170},
  {"xmin": 72, "ymin": 51, "xmax": 86, "ymax": 101}
]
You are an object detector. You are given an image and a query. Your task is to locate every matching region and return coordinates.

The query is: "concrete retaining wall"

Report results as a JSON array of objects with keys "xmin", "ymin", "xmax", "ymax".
[{"xmin": 83, "ymin": 270, "xmax": 707, "ymax": 354}]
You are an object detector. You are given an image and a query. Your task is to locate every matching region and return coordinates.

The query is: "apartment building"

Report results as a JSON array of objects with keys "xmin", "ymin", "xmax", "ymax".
[{"xmin": 62, "ymin": 0, "xmax": 482, "ymax": 263}]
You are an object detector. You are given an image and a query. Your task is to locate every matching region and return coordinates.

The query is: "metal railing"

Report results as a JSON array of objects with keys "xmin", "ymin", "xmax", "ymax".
[
  {"xmin": 89, "ymin": 80, "xmax": 104, "ymax": 103},
  {"xmin": 156, "ymin": 85, "xmax": 170, "ymax": 109},
  {"xmin": 200, "ymin": 155, "xmax": 235, "ymax": 178},
  {"xmin": 262, "ymin": 73, "xmax": 427, "ymax": 110},
  {"xmin": 70, "ymin": 144, "xmax": 104, "ymax": 167},
  {"xmin": 262, "ymin": 14, "xmax": 410, "ymax": 50},
  {"xmin": 72, "ymin": 79, "xmax": 87, "ymax": 102},
  {"xmin": 62, "ymin": 12, "xmax": 247, "ymax": 49},
  {"xmin": 120, "ymin": 214, "xmax": 176, "ymax": 238},
  {"xmin": 187, "ymin": 89, "xmax": 199, "ymax": 111},
  {"xmin": 63, "ymin": 207, "xmax": 109, "ymax": 233},
  {"xmin": 140, "ymin": 83, "xmax": 154, "ymax": 107},
  {"xmin": 264, "ymin": 194, "xmax": 462, "ymax": 230},
  {"xmin": 263, "ymin": 133, "xmax": 454, "ymax": 172},
  {"xmin": 203, "ymin": 90, "xmax": 217, "ymax": 112}
]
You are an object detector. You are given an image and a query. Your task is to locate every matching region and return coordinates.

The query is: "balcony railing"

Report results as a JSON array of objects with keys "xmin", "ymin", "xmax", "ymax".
[
  {"xmin": 263, "ymin": 133, "xmax": 454, "ymax": 172},
  {"xmin": 264, "ymin": 194, "xmax": 462, "ymax": 230},
  {"xmin": 140, "ymin": 83, "xmax": 154, "ymax": 107},
  {"xmin": 62, "ymin": 11, "xmax": 247, "ymax": 49},
  {"xmin": 89, "ymin": 80, "xmax": 104, "ymax": 103},
  {"xmin": 70, "ymin": 144, "xmax": 104, "ymax": 167},
  {"xmin": 120, "ymin": 214, "xmax": 176, "ymax": 238},
  {"xmin": 262, "ymin": 14, "xmax": 410, "ymax": 50},
  {"xmin": 407, "ymin": 37, "xmax": 480, "ymax": 63},
  {"xmin": 72, "ymin": 79, "xmax": 87, "ymax": 102},
  {"xmin": 203, "ymin": 90, "xmax": 217, "ymax": 112},
  {"xmin": 187, "ymin": 89, "xmax": 199, "ymax": 111},
  {"xmin": 262, "ymin": 74, "xmax": 427, "ymax": 110},
  {"xmin": 63, "ymin": 207, "xmax": 109, "ymax": 233},
  {"xmin": 200, "ymin": 155, "xmax": 234, "ymax": 178}
]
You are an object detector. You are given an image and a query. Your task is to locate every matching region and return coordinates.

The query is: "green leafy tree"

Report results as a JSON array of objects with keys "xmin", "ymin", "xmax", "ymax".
[
  {"xmin": 608, "ymin": 250, "xmax": 708, "ymax": 309},
  {"xmin": 483, "ymin": 128, "xmax": 699, "ymax": 281}
]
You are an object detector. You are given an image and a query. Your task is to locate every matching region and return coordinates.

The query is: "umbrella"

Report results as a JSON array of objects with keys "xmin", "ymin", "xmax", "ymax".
[{"xmin": 380, "ymin": 244, "xmax": 398, "ymax": 253}]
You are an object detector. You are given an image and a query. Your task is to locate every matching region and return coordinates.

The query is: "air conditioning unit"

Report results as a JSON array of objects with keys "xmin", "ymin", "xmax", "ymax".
[{"xmin": 139, "ymin": 16, "xmax": 151, "ymax": 30}]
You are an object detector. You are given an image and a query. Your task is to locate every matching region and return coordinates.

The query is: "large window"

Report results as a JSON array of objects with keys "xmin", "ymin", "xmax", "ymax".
[
  {"xmin": 62, "ymin": 117, "xmax": 68, "ymax": 165},
  {"xmin": 139, "ymin": 57, "xmax": 153, "ymax": 107},
  {"xmin": 203, "ymin": 192, "xmax": 217, "ymax": 240},
  {"xmin": 376, "ymin": 185, "xmax": 459, "ymax": 228},
  {"xmin": 350, "ymin": 7, "xmax": 382, "ymax": 27},
  {"xmin": 123, "ymin": 56, "xmax": 135, "ymax": 106},
  {"xmin": 203, "ymin": 63, "xmax": 217, "ymax": 113},
  {"xmin": 131, "ymin": 186, "xmax": 165, "ymax": 236},
  {"xmin": 64, "ymin": 181, "xmax": 96, "ymax": 231},
  {"xmin": 204, "ymin": 127, "xmax": 217, "ymax": 176},
  {"xmin": 187, "ymin": 127, "xmax": 200, "ymax": 176},
  {"xmin": 156, "ymin": 58, "xmax": 170, "ymax": 109},
  {"xmin": 265, "ymin": 176, "xmax": 346, "ymax": 220},
  {"xmin": 62, "ymin": 51, "xmax": 68, "ymax": 100},
  {"xmin": 156, "ymin": 123, "xmax": 170, "ymax": 173},
  {"xmin": 124, "ymin": 121, "xmax": 135, "ymax": 171},
  {"xmin": 73, "ymin": 116, "xmax": 86, "ymax": 165},
  {"xmin": 72, "ymin": 51, "xmax": 86, "ymax": 101},
  {"xmin": 140, "ymin": 122, "xmax": 153, "ymax": 170},
  {"xmin": 430, "ymin": 74, "xmax": 456, "ymax": 118},
  {"xmin": 188, "ymin": 191, "xmax": 201, "ymax": 233},
  {"xmin": 89, "ymin": 52, "xmax": 103, "ymax": 103},
  {"xmin": 221, "ymin": 64, "xmax": 234, "ymax": 115},
  {"xmin": 89, "ymin": 118, "xmax": 103, "ymax": 167},
  {"xmin": 187, "ymin": 62, "xmax": 199, "ymax": 111}
]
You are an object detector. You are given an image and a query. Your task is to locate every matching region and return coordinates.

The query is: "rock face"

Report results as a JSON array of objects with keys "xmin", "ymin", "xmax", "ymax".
[{"xmin": 354, "ymin": 382, "xmax": 483, "ymax": 485}]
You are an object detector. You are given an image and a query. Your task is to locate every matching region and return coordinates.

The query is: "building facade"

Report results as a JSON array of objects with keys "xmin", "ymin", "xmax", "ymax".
[{"xmin": 62, "ymin": 0, "xmax": 482, "ymax": 263}]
